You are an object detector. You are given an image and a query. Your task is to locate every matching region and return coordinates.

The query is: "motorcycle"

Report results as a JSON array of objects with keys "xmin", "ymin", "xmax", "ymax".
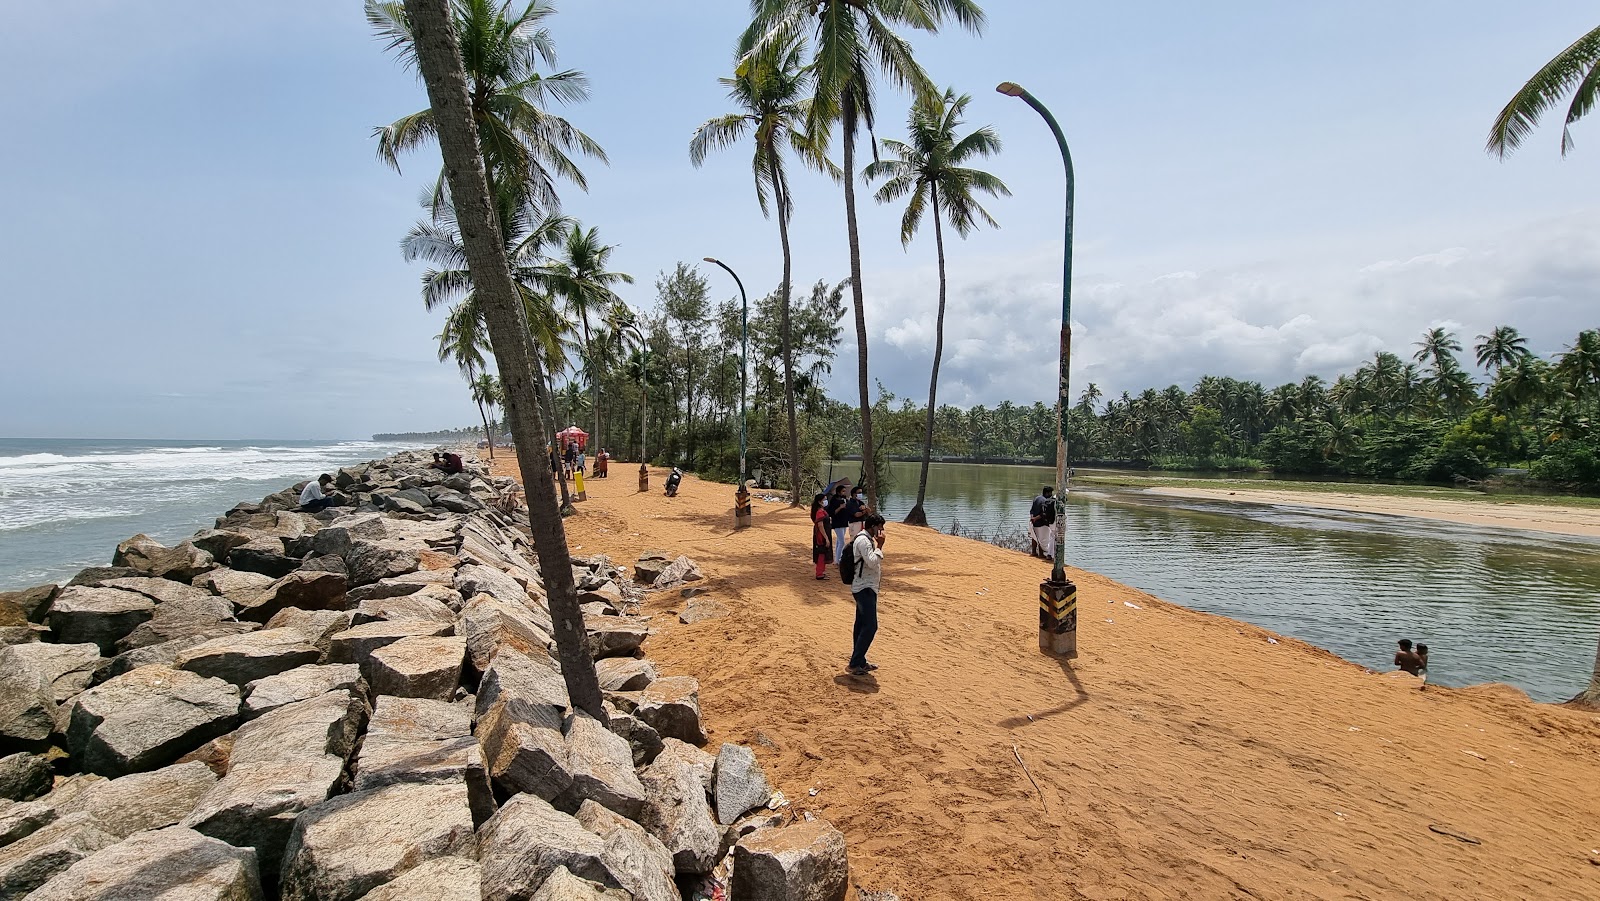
[{"xmin": 664, "ymin": 467, "xmax": 683, "ymax": 497}]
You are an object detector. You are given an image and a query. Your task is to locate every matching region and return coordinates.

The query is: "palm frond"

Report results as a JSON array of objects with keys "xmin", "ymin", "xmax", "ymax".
[
  {"xmin": 373, "ymin": 109, "xmax": 437, "ymax": 172},
  {"xmin": 1487, "ymin": 24, "xmax": 1600, "ymax": 158}
]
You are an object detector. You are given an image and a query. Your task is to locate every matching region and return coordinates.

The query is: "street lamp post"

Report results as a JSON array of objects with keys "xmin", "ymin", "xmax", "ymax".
[
  {"xmin": 703, "ymin": 256, "xmax": 752, "ymax": 528},
  {"xmin": 998, "ymin": 81, "xmax": 1077, "ymax": 658}
]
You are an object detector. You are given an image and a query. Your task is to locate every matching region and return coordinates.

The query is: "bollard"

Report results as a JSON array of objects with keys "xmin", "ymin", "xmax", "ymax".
[
  {"xmin": 1039, "ymin": 577, "xmax": 1078, "ymax": 658},
  {"xmin": 734, "ymin": 484, "xmax": 752, "ymax": 529},
  {"xmin": 638, "ymin": 462, "xmax": 649, "ymax": 492},
  {"xmin": 574, "ymin": 470, "xmax": 587, "ymax": 502}
]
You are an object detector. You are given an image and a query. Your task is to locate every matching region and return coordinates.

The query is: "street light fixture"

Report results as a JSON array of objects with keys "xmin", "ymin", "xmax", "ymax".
[
  {"xmin": 703, "ymin": 256, "xmax": 752, "ymax": 528},
  {"xmin": 997, "ymin": 81, "xmax": 1077, "ymax": 658}
]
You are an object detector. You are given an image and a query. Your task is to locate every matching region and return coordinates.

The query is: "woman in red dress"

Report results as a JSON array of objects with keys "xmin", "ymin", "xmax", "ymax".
[{"xmin": 810, "ymin": 493, "xmax": 832, "ymax": 580}]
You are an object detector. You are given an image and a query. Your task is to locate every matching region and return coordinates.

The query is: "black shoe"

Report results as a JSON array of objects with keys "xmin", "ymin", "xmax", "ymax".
[
  {"xmin": 864, "ymin": 663, "xmax": 879, "ymax": 671},
  {"xmin": 847, "ymin": 666, "xmax": 868, "ymax": 676}
]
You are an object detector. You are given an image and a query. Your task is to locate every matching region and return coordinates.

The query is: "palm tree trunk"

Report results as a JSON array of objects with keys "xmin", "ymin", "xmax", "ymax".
[
  {"xmin": 769, "ymin": 157, "xmax": 801, "ymax": 506},
  {"xmin": 904, "ymin": 188, "xmax": 947, "ymax": 528},
  {"xmin": 401, "ymin": 0, "xmax": 601, "ymax": 719},
  {"xmin": 476, "ymin": 398, "xmax": 495, "ymax": 460},
  {"xmin": 841, "ymin": 89, "xmax": 879, "ymax": 508}
]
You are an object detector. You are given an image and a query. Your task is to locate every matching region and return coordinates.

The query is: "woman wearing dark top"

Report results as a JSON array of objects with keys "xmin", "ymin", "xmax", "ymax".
[
  {"xmin": 811, "ymin": 493, "xmax": 832, "ymax": 579},
  {"xmin": 827, "ymin": 484, "xmax": 851, "ymax": 564}
]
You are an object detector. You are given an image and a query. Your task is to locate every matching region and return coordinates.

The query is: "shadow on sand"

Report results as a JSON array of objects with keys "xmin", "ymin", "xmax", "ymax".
[{"xmin": 998, "ymin": 655, "xmax": 1088, "ymax": 728}]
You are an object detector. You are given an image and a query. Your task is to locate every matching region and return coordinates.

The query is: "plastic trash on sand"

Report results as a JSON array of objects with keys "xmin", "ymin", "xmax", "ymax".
[
  {"xmin": 1123, "ymin": 601, "xmax": 1142, "ymax": 609},
  {"xmin": 767, "ymin": 790, "xmax": 789, "ymax": 810}
]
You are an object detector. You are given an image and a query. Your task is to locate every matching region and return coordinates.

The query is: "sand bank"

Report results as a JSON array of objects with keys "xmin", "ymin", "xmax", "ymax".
[
  {"xmin": 493, "ymin": 453, "xmax": 1600, "ymax": 900},
  {"xmin": 1141, "ymin": 486, "xmax": 1600, "ymax": 538}
]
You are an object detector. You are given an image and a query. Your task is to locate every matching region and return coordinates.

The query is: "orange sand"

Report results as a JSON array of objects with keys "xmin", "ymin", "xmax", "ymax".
[{"xmin": 492, "ymin": 454, "xmax": 1600, "ymax": 900}]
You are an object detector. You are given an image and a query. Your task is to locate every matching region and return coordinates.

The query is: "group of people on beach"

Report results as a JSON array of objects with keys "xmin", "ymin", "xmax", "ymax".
[
  {"xmin": 548, "ymin": 441, "xmax": 609, "ymax": 480},
  {"xmin": 810, "ymin": 482, "xmax": 886, "ymax": 676}
]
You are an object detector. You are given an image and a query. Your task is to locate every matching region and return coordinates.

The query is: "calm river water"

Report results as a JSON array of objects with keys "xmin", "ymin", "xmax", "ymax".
[{"xmin": 847, "ymin": 460, "xmax": 1600, "ymax": 703}]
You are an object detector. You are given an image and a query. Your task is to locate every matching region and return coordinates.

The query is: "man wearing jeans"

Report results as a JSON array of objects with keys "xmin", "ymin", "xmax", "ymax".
[{"xmin": 847, "ymin": 512, "xmax": 886, "ymax": 676}]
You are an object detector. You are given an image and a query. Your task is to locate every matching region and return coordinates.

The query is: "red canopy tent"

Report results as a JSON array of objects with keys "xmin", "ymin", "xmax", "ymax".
[{"xmin": 556, "ymin": 426, "xmax": 589, "ymax": 450}]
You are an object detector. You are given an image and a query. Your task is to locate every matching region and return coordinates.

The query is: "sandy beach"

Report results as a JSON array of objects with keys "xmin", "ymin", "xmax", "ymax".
[
  {"xmin": 493, "ymin": 453, "xmax": 1600, "ymax": 900},
  {"xmin": 1141, "ymin": 486, "xmax": 1600, "ymax": 539}
]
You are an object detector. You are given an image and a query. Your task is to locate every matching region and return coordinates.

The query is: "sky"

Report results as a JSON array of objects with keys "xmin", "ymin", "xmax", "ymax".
[{"xmin": 1, "ymin": 1, "xmax": 1597, "ymax": 440}]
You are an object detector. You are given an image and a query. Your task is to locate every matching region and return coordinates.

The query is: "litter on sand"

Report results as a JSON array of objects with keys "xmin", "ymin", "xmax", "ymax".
[
  {"xmin": 1123, "ymin": 601, "xmax": 1142, "ymax": 609},
  {"xmin": 767, "ymin": 791, "xmax": 789, "ymax": 810},
  {"xmin": 1266, "ymin": 637, "xmax": 1280, "ymax": 644},
  {"xmin": 1463, "ymin": 750, "xmax": 1486, "ymax": 761}
]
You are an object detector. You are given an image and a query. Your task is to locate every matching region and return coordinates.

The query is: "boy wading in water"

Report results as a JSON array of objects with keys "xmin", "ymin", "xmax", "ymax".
[{"xmin": 847, "ymin": 513, "xmax": 887, "ymax": 676}]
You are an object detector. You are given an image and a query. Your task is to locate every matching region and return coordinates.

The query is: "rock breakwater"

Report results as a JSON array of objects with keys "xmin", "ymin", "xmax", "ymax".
[{"xmin": 0, "ymin": 451, "xmax": 848, "ymax": 900}]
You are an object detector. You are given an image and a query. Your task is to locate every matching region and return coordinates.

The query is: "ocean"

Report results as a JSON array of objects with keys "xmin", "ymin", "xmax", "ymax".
[{"xmin": 0, "ymin": 438, "xmax": 417, "ymax": 589}]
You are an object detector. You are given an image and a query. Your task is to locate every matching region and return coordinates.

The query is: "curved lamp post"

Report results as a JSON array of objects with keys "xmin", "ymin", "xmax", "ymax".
[
  {"xmin": 998, "ymin": 81, "xmax": 1077, "ymax": 658},
  {"xmin": 703, "ymin": 256, "xmax": 752, "ymax": 528}
]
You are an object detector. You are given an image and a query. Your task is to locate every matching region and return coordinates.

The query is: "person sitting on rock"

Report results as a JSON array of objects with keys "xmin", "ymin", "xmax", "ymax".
[{"xmin": 299, "ymin": 474, "xmax": 337, "ymax": 512}]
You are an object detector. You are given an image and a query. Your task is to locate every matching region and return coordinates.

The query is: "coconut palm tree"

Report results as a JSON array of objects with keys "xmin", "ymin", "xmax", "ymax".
[
  {"xmin": 1475, "ymin": 325, "xmax": 1532, "ymax": 372},
  {"xmin": 540, "ymin": 225, "xmax": 633, "ymax": 451},
  {"xmin": 743, "ymin": 0, "xmax": 986, "ymax": 509},
  {"xmin": 691, "ymin": 32, "xmax": 833, "ymax": 504},
  {"xmin": 386, "ymin": 0, "xmax": 603, "ymax": 718},
  {"xmin": 369, "ymin": 0, "xmax": 606, "ymax": 210},
  {"xmin": 1555, "ymin": 328, "xmax": 1600, "ymax": 421},
  {"xmin": 470, "ymin": 372, "xmax": 502, "ymax": 457},
  {"xmin": 1414, "ymin": 327, "xmax": 1464, "ymax": 375},
  {"xmin": 1487, "ymin": 24, "xmax": 1600, "ymax": 158},
  {"xmin": 865, "ymin": 88, "xmax": 1008, "ymax": 526}
]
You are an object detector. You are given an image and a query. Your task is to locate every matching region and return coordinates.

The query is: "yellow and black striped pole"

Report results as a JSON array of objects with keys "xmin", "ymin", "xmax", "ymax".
[{"xmin": 1039, "ymin": 577, "xmax": 1078, "ymax": 657}]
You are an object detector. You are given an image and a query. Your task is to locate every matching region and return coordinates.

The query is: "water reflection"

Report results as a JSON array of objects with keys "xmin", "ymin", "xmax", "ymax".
[{"xmin": 868, "ymin": 461, "xmax": 1600, "ymax": 703}]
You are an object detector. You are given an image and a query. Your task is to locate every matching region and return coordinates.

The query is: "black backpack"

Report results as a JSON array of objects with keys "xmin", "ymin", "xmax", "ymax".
[{"xmin": 839, "ymin": 533, "xmax": 863, "ymax": 584}]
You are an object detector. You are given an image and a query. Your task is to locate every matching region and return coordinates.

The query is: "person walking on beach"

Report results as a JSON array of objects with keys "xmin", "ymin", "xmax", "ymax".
[
  {"xmin": 811, "ymin": 493, "xmax": 832, "ymax": 580},
  {"xmin": 847, "ymin": 512, "xmax": 887, "ymax": 676},
  {"xmin": 828, "ymin": 483, "xmax": 851, "ymax": 564},
  {"xmin": 1394, "ymin": 639, "xmax": 1424, "ymax": 676},
  {"xmin": 299, "ymin": 474, "xmax": 337, "ymax": 512},
  {"xmin": 1029, "ymin": 486, "xmax": 1058, "ymax": 561}
]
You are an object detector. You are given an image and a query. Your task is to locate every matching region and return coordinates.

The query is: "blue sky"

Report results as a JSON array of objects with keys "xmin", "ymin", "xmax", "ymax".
[{"xmin": 2, "ymin": 1, "xmax": 1597, "ymax": 439}]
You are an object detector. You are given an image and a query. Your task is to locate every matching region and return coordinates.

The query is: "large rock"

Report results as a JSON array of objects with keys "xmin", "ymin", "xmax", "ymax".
[
  {"xmin": 243, "ymin": 664, "xmax": 364, "ymax": 718},
  {"xmin": 346, "ymin": 541, "xmax": 421, "ymax": 587},
  {"xmin": 352, "ymin": 591, "xmax": 455, "ymax": 627},
  {"xmin": 555, "ymin": 713, "xmax": 646, "ymax": 820},
  {"xmin": 627, "ymin": 676, "xmax": 706, "ymax": 745},
  {"xmin": 0, "ymin": 800, "xmax": 55, "ymax": 848},
  {"xmin": 116, "ymin": 593, "xmax": 248, "ymax": 652},
  {"xmin": 174, "ymin": 629, "xmax": 322, "ymax": 686},
  {"xmin": 97, "ymin": 576, "xmax": 212, "ymax": 606},
  {"xmin": 192, "ymin": 568, "xmax": 275, "ymax": 602},
  {"xmin": 66, "ymin": 666, "xmax": 241, "ymax": 777},
  {"xmin": 5, "ymin": 642, "xmax": 102, "ymax": 705},
  {"xmin": 353, "ymin": 697, "xmax": 492, "ymax": 826},
  {"xmin": 656, "ymin": 739, "xmax": 716, "ymax": 799},
  {"xmin": 94, "ymin": 633, "xmax": 225, "ymax": 685},
  {"xmin": 48, "ymin": 761, "xmax": 217, "ymax": 840},
  {"xmin": 189, "ymin": 528, "xmax": 254, "ymax": 563},
  {"xmin": 730, "ymin": 821, "xmax": 849, "ymax": 901},
  {"xmin": 112, "ymin": 535, "xmax": 216, "ymax": 582},
  {"xmin": 25, "ymin": 825, "xmax": 264, "ymax": 901},
  {"xmin": 356, "ymin": 856, "xmax": 479, "ymax": 901},
  {"xmin": 344, "ymin": 570, "xmax": 454, "ymax": 604},
  {"xmin": 0, "ymin": 585, "xmax": 59, "ymax": 624},
  {"xmin": 234, "ymin": 571, "xmax": 348, "ymax": 623},
  {"xmin": 453, "ymin": 565, "xmax": 531, "ymax": 608},
  {"xmin": 478, "ymin": 794, "xmax": 615, "ymax": 901},
  {"xmin": 46, "ymin": 588, "xmax": 155, "ymax": 654},
  {"xmin": 458, "ymin": 595, "xmax": 554, "ymax": 672},
  {"xmin": 329, "ymin": 619, "xmax": 453, "ymax": 667},
  {"xmin": 528, "ymin": 866, "xmax": 630, "ymax": 900},
  {"xmin": 0, "ymin": 653, "xmax": 59, "ymax": 755},
  {"xmin": 0, "ymin": 755, "xmax": 53, "ymax": 803},
  {"xmin": 650, "ymin": 556, "xmax": 704, "ymax": 590},
  {"xmin": 0, "ymin": 814, "xmax": 117, "ymax": 898},
  {"xmin": 183, "ymin": 691, "xmax": 368, "ymax": 880},
  {"xmin": 575, "ymin": 800, "xmax": 679, "ymax": 901},
  {"xmin": 637, "ymin": 751, "xmax": 721, "ymax": 875},
  {"xmin": 605, "ymin": 710, "xmax": 663, "ymax": 768},
  {"xmin": 367, "ymin": 635, "xmax": 465, "ymax": 701},
  {"xmin": 298, "ymin": 554, "xmax": 349, "ymax": 577},
  {"xmin": 714, "ymin": 742, "xmax": 775, "ymax": 826},
  {"xmin": 279, "ymin": 782, "xmax": 476, "ymax": 901},
  {"xmin": 264, "ymin": 608, "xmax": 353, "ymax": 655},
  {"xmin": 226, "ymin": 538, "xmax": 297, "ymax": 579},
  {"xmin": 584, "ymin": 615, "xmax": 650, "ymax": 659},
  {"xmin": 631, "ymin": 553, "xmax": 673, "ymax": 586},
  {"xmin": 476, "ymin": 651, "xmax": 572, "ymax": 801},
  {"xmin": 66, "ymin": 567, "xmax": 142, "ymax": 588}
]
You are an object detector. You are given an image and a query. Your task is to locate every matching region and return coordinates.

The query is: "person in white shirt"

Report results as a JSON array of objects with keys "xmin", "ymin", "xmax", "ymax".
[
  {"xmin": 299, "ymin": 474, "xmax": 336, "ymax": 512},
  {"xmin": 847, "ymin": 512, "xmax": 886, "ymax": 676}
]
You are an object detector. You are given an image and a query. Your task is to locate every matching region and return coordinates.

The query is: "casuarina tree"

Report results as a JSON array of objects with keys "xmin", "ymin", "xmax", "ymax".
[
  {"xmin": 743, "ymin": 0, "xmax": 986, "ymax": 509},
  {"xmin": 389, "ymin": 0, "xmax": 605, "ymax": 719},
  {"xmin": 865, "ymin": 88, "xmax": 1008, "ymax": 526}
]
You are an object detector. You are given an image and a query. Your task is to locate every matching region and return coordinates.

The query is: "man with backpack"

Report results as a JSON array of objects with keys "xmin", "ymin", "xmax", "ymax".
[
  {"xmin": 1029, "ymin": 486, "xmax": 1058, "ymax": 561},
  {"xmin": 842, "ymin": 512, "xmax": 886, "ymax": 676}
]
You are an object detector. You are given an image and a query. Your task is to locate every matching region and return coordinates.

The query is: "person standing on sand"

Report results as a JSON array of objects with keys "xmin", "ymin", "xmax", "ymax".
[
  {"xmin": 828, "ymin": 483, "xmax": 851, "ymax": 564},
  {"xmin": 1394, "ymin": 639, "xmax": 1423, "ymax": 675},
  {"xmin": 595, "ymin": 448, "xmax": 609, "ymax": 478},
  {"xmin": 1029, "ymin": 486, "xmax": 1058, "ymax": 561},
  {"xmin": 811, "ymin": 493, "xmax": 832, "ymax": 580},
  {"xmin": 847, "ymin": 512, "xmax": 887, "ymax": 676},
  {"xmin": 845, "ymin": 486, "xmax": 868, "ymax": 539}
]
